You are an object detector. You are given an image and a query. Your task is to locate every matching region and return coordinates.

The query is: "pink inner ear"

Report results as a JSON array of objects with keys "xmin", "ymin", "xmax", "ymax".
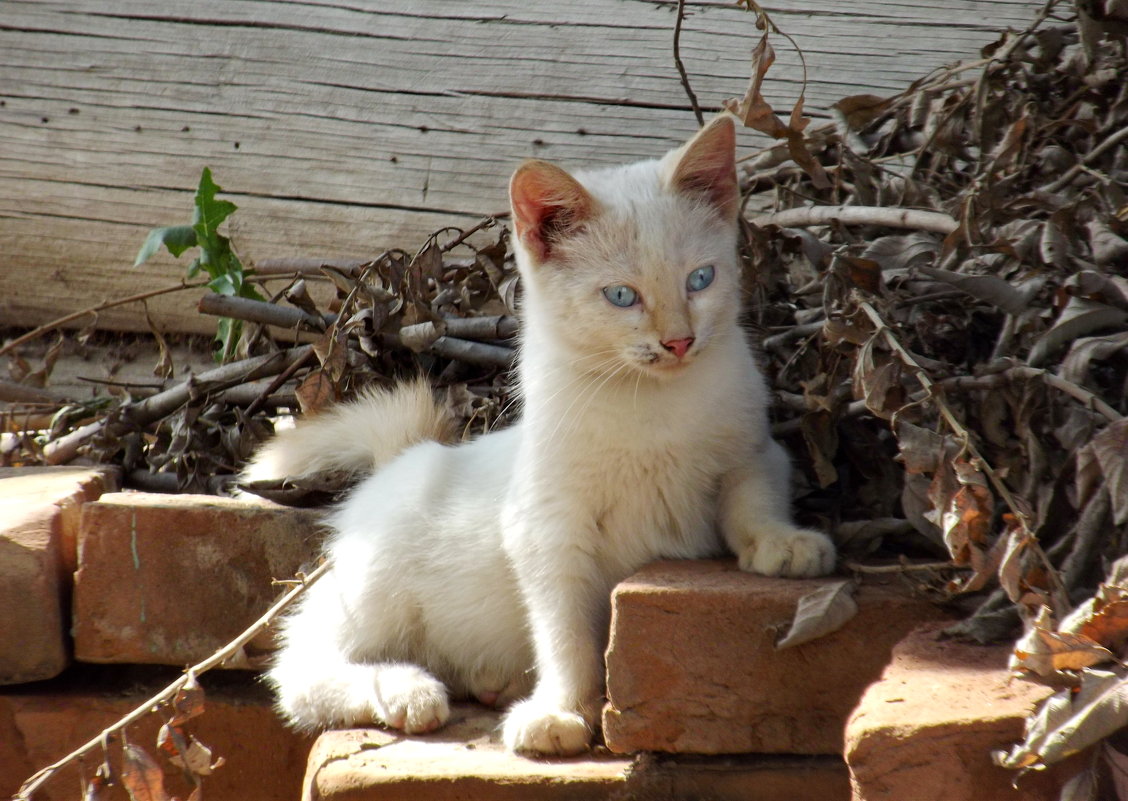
[
  {"xmin": 509, "ymin": 161, "xmax": 593, "ymax": 263},
  {"xmin": 671, "ymin": 117, "xmax": 739, "ymax": 219}
]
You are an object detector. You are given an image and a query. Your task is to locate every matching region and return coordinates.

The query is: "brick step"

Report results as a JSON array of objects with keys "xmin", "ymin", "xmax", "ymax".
[
  {"xmin": 0, "ymin": 466, "xmax": 118, "ymax": 684},
  {"xmin": 73, "ymin": 492, "xmax": 322, "ymax": 666},
  {"xmin": 603, "ymin": 560, "xmax": 952, "ymax": 756},
  {"xmin": 303, "ymin": 705, "xmax": 849, "ymax": 801},
  {"xmin": 844, "ymin": 623, "xmax": 1069, "ymax": 801},
  {"xmin": 0, "ymin": 664, "xmax": 314, "ymax": 801}
]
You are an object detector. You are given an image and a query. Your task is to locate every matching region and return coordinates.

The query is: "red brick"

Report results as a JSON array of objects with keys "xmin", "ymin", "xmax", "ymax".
[
  {"xmin": 0, "ymin": 665, "xmax": 313, "ymax": 801},
  {"xmin": 304, "ymin": 707, "xmax": 849, "ymax": 801},
  {"xmin": 602, "ymin": 560, "xmax": 952, "ymax": 755},
  {"xmin": 73, "ymin": 492, "xmax": 322, "ymax": 665},
  {"xmin": 0, "ymin": 467, "xmax": 118, "ymax": 684},
  {"xmin": 844, "ymin": 623, "xmax": 1067, "ymax": 801}
]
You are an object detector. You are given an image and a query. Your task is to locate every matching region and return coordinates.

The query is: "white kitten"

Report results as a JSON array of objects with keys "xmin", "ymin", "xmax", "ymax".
[{"xmin": 249, "ymin": 115, "xmax": 836, "ymax": 757}]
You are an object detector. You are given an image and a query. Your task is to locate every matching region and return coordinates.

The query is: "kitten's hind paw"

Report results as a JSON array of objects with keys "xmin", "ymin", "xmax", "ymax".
[
  {"xmin": 502, "ymin": 698, "xmax": 591, "ymax": 756},
  {"xmin": 739, "ymin": 526, "xmax": 836, "ymax": 578},
  {"xmin": 373, "ymin": 664, "xmax": 451, "ymax": 734}
]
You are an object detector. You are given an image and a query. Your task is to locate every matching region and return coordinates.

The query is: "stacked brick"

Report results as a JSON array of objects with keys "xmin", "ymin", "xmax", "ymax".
[
  {"xmin": 0, "ymin": 467, "xmax": 1068, "ymax": 800},
  {"xmin": 0, "ymin": 468, "xmax": 322, "ymax": 801}
]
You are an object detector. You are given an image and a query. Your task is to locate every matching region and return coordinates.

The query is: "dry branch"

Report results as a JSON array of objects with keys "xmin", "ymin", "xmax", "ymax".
[
  {"xmin": 198, "ymin": 293, "xmax": 332, "ymax": 331},
  {"xmin": 750, "ymin": 205, "xmax": 959, "ymax": 234},
  {"xmin": 42, "ymin": 346, "xmax": 313, "ymax": 464},
  {"xmin": 0, "ymin": 280, "xmax": 208, "ymax": 360}
]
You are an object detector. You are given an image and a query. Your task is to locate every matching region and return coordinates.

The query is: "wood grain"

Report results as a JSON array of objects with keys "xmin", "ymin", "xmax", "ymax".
[{"xmin": 0, "ymin": 0, "xmax": 1042, "ymax": 334}]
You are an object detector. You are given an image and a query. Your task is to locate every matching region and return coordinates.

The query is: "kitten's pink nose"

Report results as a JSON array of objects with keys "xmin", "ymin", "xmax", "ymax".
[{"xmin": 661, "ymin": 337, "xmax": 695, "ymax": 359}]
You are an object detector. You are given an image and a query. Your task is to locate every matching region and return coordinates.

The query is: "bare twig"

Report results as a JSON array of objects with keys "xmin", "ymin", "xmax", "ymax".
[
  {"xmin": 1045, "ymin": 125, "xmax": 1128, "ymax": 193},
  {"xmin": 0, "ymin": 280, "xmax": 208, "ymax": 360},
  {"xmin": 429, "ymin": 336, "xmax": 514, "ymax": 369},
  {"xmin": 673, "ymin": 0, "xmax": 705, "ymax": 126},
  {"xmin": 859, "ymin": 301, "xmax": 1070, "ymax": 613},
  {"xmin": 42, "ymin": 346, "xmax": 313, "ymax": 464},
  {"xmin": 440, "ymin": 217, "xmax": 500, "ymax": 252},
  {"xmin": 750, "ymin": 205, "xmax": 959, "ymax": 234},
  {"xmin": 198, "ymin": 294, "xmax": 332, "ymax": 331},
  {"xmin": 844, "ymin": 558, "xmax": 957, "ymax": 575},
  {"xmin": 937, "ymin": 367, "xmax": 1122, "ymax": 423},
  {"xmin": 15, "ymin": 559, "xmax": 332, "ymax": 801},
  {"xmin": 400, "ymin": 316, "xmax": 518, "ymax": 343}
]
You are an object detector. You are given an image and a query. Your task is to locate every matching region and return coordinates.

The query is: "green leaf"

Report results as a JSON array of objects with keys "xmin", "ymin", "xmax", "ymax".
[
  {"xmin": 192, "ymin": 167, "xmax": 237, "ymax": 253},
  {"xmin": 208, "ymin": 272, "xmax": 238, "ymax": 296},
  {"xmin": 134, "ymin": 225, "xmax": 197, "ymax": 266}
]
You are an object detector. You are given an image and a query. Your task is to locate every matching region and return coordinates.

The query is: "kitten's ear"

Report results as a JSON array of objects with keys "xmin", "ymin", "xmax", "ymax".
[
  {"xmin": 509, "ymin": 160, "xmax": 596, "ymax": 264},
  {"xmin": 664, "ymin": 114, "xmax": 739, "ymax": 221}
]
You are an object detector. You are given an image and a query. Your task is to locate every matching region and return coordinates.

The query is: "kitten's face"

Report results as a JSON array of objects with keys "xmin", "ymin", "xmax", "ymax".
[
  {"xmin": 510, "ymin": 115, "xmax": 742, "ymax": 381},
  {"xmin": 533, "ymin": 185, "xmax": 740, "ymax": 380}
]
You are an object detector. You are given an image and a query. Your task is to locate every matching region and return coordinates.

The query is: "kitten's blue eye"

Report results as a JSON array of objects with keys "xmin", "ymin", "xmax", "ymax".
[
  {"xmin": 687, "ymin": 265, "xmax": 715, "ymax": 292},
  {"xmin": 603, "ymin": 285, "xmax": 639, "ymax": 308}
]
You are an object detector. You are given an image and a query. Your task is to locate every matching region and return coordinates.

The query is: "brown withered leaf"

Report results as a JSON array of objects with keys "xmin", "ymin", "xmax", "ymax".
[
  {"xmin": 776, "ymin": 579, "xmax": 859, "ymax": 649},
  {"xmin": 853, "ymin": 336, "xmax": 905, "ymax": 420},
  {"xmin": 724, "ymin": 35, "xmax": 829, "ymax": 189},
  {"xmin": 996, "ymin": 670, "xmax": 1128, "ymax": 772},
  {"xmin": 168, "ymin": 672, "xmax": 205, "ymax": 727},
  {"xmin": 159, "ymin": 725, "xmax": 225, "ymax": 777},
  {"xmin": 1076, "ymin": 419, "xmax": 1128, "ymax": 527},
  {"xmin": 1010, "ymin": 608, "xmax": 1114, "ymax": 678},
  {"xmin": 1027, "ymin": 297, "xmax": 1128, "ymax": 367},
  {"xmin": 121, "ymin": 743, "xmax": 172, "ymax": 801},
  {"xmin": 295, "ymin": 370, "xmax": 337, "ymax": 417},
  {"xmin": 84, "ymin": 763, "xmax": 113, "ymax": 801},
  {"xmin": 800, "ymin": 410, "xmax": 839, "ymax": 488},
  {"xmin": 831, "ymin": 93, "xmax": 892, "ymax": 132},
  {"xmin": 1060, "ymin": 584, "xmax": 1128, "ymax": 655}
]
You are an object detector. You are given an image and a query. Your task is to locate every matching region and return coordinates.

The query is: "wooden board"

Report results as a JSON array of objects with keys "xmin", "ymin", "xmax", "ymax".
[{"xmin": 0, "ymin": 0, "xmax": 1043, "ymax": 335}]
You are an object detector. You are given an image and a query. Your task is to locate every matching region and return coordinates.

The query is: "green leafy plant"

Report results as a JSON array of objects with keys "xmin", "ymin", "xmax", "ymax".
[{"xmin": 135, "ymin": 167, "xmax": 264, "ymax": 362}]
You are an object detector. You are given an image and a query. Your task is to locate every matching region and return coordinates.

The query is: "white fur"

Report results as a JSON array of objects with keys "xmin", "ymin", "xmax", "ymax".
[{"xmin": 259, "ymin": 116, "xmax": 836, "ymax": 756}]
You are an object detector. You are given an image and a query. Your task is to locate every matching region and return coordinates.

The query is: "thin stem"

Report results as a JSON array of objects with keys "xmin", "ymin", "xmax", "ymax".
[
  {"xmin": 0, "ymin": 280, "xmax": 208, "ymax": 360},
  {"xmin": 859, "ymin": 301, "xmax": 1070, "ymax": 612},
  {"xmin": 15, "ymin": 560, "xmax": 331, "ymax": 801},
  {"xmin": 674, "ymin": 0, "xmax": 704, "ymax": 126}
]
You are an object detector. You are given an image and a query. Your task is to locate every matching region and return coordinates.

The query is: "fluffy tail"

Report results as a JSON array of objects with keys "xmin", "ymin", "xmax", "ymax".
[{"xmin": 241, "ymin": 378, "xmax": 457, "ymax": 483}]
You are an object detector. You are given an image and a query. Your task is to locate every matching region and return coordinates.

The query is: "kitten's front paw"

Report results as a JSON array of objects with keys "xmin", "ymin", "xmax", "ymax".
[
  {"xmin": 502, "ymin": 698, "xmax": 591, "ymax": 756},
  {"xmin": 374, "ymin": 666, "xmax": 451, "ymax": 734},
  {"xmin": 739, "ymin": 526, "xmax": 836, "ymax": 578}
]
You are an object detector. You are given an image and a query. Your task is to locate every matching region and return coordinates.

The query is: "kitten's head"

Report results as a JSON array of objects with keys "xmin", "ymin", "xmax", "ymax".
[{"xmin": 509, "ymin": 115, "xmax": 742, "ymax": 381}]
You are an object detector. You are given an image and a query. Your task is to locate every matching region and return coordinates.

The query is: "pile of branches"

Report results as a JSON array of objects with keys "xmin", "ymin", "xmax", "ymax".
[
  {"xmin": 1, "ymin": 222, "xmax": 521, "ymax": 495},
  {"xmin": 2, "ymin": 0, "xmax": 1127, "ymax": 792},
  {"xmin": 736, "ymin": 0, "xmax": 1128, "ymax": 786}
]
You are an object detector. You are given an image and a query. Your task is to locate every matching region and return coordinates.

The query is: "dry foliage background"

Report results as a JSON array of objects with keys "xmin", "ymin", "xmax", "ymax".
[{"xmin": 4, "ymin": 0, "xmax": 1128, "ymax": 796}]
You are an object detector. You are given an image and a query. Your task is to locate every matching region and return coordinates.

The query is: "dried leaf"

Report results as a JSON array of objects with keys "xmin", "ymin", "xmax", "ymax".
[
  {"xmin": 295, "ymin": 371, "xmax": 336, "ymax": 417},
  {"xmin": 1018, "ymin": 670, "xmax": 1128, "ymax": 768},
  {"xmin": 776, "ymin": 579, "xmax": 859, "ymax": 649},
  {"xmin": 121, "ymin": 743, "xmax": 172, "ymax": 801},
  {"xmin": 831, "ymin": 93, "xmax": 892, "ymax": 132},
  {"xmin": 1077, "ymin": 420, "xmax": 1128, "ymax": 527},
  {"xmin": 859, "ymin": 233, "xmax": 938, "ymax": 275},
  {"xmin": 916, "ymin": 265, "xmax": 1028, "ymax": 315},
  {"xmin": 1011, "ymin": 608, "xmax": 1114, "ymax": 678},
  {"xmin": 1028, "ymin": 298, "xmax": 1128, "ymax": 367},
  {"xmin": 84, "ymin": 763, "xmax": 113, "ymax": 801},
  {"xmin": 168, "ymin": 672, "xmax": 205, "ymax": 727}
]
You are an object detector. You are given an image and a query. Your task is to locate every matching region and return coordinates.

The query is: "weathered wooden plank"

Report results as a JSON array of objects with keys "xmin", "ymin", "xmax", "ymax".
[{"xmin": 0, "ymin": 0, "xmax": 1043, "ymax": 334}]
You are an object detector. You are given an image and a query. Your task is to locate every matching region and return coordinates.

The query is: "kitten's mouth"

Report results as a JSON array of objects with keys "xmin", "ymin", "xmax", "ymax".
[{"xmin": 648, "ymin": 354, "xmax": 694, "ymax": 374}]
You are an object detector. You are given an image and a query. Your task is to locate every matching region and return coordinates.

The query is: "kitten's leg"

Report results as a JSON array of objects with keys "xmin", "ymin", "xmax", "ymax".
[
  {"xmin": 720, "ymin": 438, "xmax": 836, "ymax": 577},
  {"xmin": 500, "ymin": 519, "xmax": 604, "ymax": 756},
  {"xmin": 266, "ymin": 569, "xmax": 451, "ymax": 734}
]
